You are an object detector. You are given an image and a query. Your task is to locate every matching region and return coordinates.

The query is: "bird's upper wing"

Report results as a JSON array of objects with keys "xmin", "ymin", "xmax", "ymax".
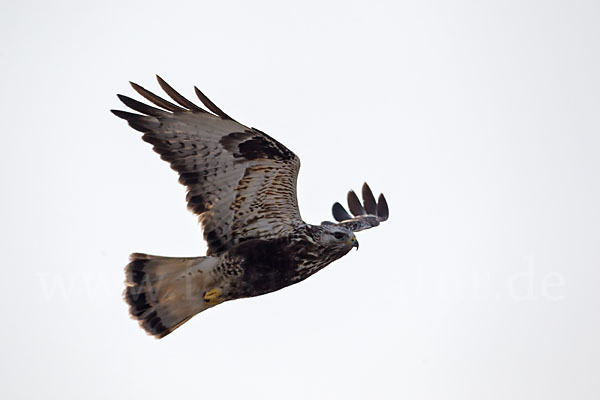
[
  {"xmin": 326, "ymin": 183, "xmax": 389, "ymax": 232},
  {"xmin": 112, "ymin": 76, "xmax": 303, "ymax": 255}
]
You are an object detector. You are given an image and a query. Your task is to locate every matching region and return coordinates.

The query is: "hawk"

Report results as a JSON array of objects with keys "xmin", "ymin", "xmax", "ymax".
[{"xmin": 112, "ymin": 76, "xmax": 389, "ymax": 338}]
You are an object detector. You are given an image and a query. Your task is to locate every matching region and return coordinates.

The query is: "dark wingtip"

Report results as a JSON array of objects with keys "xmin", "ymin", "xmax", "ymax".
[
  {"xmin": 377, "ymin": 193, "xmax": 389, "ymax": 221},
  {"xmin": 347, "ymin": 190, "xmax": 366, "ymax": 216},
  {"xmin": 331, "ymin": 185, "xmax": 388, "ymax": 232},
  {"xmin": 194, "ymin": 86, "xmax": 232, "ymax": 120},
  {"xmin": 332, "ymin": 202, "xmax": 353, "ymax": 222},
  {"xmin": 129, "ymin": 81, "xmax": 142, "ymax": 91},
  {"xmin": 111, "ymin": 109, "xmax": 139, "ymax": 119},
  {"xmin": 129, "ymin": 80, "xmax": 186, "ymax": 112},
  {"xmin": 117, "ymin": 94, "xmax": 168, "ymax": 117},
  {"xmin": 111, "ymin": 108, "xmax": 160, "ymax": 133},
  {"xmin": 111, "ymin": 109, "xmax": 124, "ymax": 118},
  {"xmin": 361, "ymin": 182, "xmax": 377, "ymax": 215},
  {"xmin": 156, "ymin": 75, "xmax": 206, "ymax": 112}
]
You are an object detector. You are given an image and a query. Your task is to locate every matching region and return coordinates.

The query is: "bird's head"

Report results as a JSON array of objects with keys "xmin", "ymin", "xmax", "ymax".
[{"xmin": 318, "ymin": 223, "xmax": 358, "ymax": 253}]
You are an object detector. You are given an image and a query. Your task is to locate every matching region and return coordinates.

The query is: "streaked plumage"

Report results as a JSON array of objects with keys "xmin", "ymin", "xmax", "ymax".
[{"xmin": 112, "ymin": 76, "xmax": 389, "ymax": 338}]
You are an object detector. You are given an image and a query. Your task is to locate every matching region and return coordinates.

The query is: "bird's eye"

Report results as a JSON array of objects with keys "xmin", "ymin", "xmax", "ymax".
[{"xmin": 334, "ymin": 232, "xmax": 345, "ymax": 240}]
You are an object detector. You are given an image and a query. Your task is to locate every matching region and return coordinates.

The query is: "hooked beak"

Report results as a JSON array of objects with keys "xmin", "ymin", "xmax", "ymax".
[{"xmin": 351, "ymin": 235, "xmax": 359, "ymax": 250}]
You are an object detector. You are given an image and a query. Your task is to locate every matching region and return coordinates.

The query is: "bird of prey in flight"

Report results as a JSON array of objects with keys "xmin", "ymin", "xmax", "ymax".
[{"xmin": 112, "ymin": 76, "xmax": 389, "ymax": 338}]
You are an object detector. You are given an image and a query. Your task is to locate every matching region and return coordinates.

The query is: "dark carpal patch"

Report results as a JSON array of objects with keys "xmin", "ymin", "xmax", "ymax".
[
  {"xmin": 219, "ymin": 131, "xmax": 254, "ymax": 151},
  {"xmin": 220, "ymin": 129, "xmax": 296, "ymax": 161}
]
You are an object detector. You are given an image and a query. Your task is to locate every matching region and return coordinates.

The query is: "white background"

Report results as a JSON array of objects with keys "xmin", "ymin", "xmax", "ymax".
[{"xmin": 1, "ymin": 1, "xmax": 599, "ymax": 399}]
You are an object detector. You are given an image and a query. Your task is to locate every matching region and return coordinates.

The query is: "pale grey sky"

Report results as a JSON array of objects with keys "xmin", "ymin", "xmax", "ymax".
[{"xmin": 1, "ymin": 1, "xmax": 599, "ymax": 399}]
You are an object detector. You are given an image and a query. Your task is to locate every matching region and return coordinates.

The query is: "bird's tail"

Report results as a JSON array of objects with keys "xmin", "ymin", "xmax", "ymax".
[{"xmin": 124, "ymin": 252, "xmax": 221, "ymax": 338}]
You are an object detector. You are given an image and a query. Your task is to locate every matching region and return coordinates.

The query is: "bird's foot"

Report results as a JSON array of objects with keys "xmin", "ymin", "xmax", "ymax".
[{"xmin": 203, "ymin": 288, "xmax": 223, "ymax": 305}]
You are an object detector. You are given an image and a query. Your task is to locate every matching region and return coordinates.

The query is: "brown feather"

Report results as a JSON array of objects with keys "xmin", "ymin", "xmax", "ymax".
[
  {"xmin": 117, "ymin": 94, "xmax": 168, "ymax": 117},
  {"xmin": 347, "ymin": 190, "xmax": 366, "ymax": 216},
  {"xmin": 194, "ymin": 86, "xmax": 232, "ymax": 120},
  {"xmin": 130, "ymin": 81, "xmax": 187, "ymax": 112},
  {"xmin": 114, "ymin": 79, "xmax": 302, "ymax": 255},
  {"xmin": 361, "ymin": 182, "xmax": 377, "ymax": 215},
  {"xmin": 377, "ymin": 194, "xmax": 389, "ymax": 221},
  {"xmin": 156, "ymin": 75, "xmax": 207, "ymax": 112}
]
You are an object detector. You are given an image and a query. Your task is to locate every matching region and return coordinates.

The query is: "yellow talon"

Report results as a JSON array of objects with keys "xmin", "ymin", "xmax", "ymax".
[{"xmin": 204, "ymin": 288, "xmax": 223, "ymax": 305}]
